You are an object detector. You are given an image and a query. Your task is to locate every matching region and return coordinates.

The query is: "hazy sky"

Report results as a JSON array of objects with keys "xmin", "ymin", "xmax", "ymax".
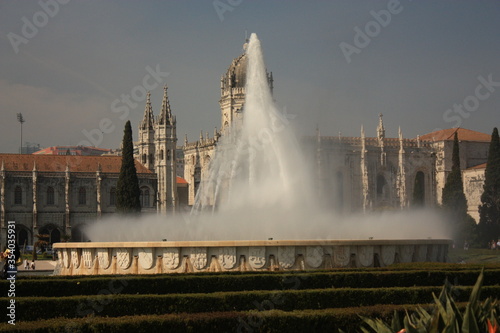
[{"xmin": 1, "ymin": 1, "xmax": 499, "ymax": 153}]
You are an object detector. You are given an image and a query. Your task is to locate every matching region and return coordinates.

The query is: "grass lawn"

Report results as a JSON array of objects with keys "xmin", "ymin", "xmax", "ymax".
[{"xmin": 448, "ymin": 247, "xmax": 500, "ymax": 264}]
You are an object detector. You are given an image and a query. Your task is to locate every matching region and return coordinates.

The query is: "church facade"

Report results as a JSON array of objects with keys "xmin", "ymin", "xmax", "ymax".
[{"xmin": 1, "ymin": 40, "xmax": 493, "ymax": 250}]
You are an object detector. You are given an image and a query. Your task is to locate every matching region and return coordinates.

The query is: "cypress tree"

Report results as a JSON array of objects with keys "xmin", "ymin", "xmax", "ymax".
[
  {"xmin": 442, "ymin": 132, "xmax": 468, "ymax": 217},
  {"xmin": 116, "ymin": 121, "xmax": 141, "ymax": 214},
  {"xmin": 478, "ymin": 127, "xmax": 500, "ymax": 245},
  {"xmin": 441, "ymin": 132, "xmax": 474, "ymax": 245}
]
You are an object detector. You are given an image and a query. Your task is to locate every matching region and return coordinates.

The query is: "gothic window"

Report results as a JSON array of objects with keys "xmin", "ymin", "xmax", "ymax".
[
  {"xmin": 412, "ymin": 171, "xmax": 425, "ymax": 206},
  {"xmin": 160, "ymin": 150, "xmax": 164, "ymax": 160},
  {"xmin": 140, "ymin": 187, "xmax": 150, "ymax": 208},
  {"xmin": 167, "ymin": 150, "xmax": 171, "ymax": 161},
  {"xmin": 78, "ymin": 187, "xmax": 86, "ymax": 205},
  {"xmin": 14, "ymin": 186, "xmax": 22, "ymax": 205},
  {"xmin": 47, "ymin": 187, "xmax": 55, "ymax": 205},
  {"xmin": 376, "ymin": 175, "xmax": 388, "ymax": 198},
  {"xmin": 336, "ymin": 171, "xmax": 344, "ymax": 209},
  {"xmin": 142, "ymin": 154, "xmax": 147, "ymax": 164},
  {"xmin": 110, "ymin": 187, "xmax": 116, "ymax": 206}
]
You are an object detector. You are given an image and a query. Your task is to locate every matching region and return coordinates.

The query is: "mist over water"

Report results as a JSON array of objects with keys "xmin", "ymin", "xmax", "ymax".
[{"xmin": 85, "ymin": 33, "xmax": 452, "ymax": 242}]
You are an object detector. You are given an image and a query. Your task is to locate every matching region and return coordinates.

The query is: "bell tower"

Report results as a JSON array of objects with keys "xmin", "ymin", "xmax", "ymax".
[
  {"xmin": 138, "ymin": 92, "xmax": 155, "ymax": 172},
  {"xmin": 155, "ymin": 86, "xmax": 178, "ymax": 214}
]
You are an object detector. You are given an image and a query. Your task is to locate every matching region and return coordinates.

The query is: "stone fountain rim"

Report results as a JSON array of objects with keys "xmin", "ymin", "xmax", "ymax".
[{"xmin": 53, "ymin": 239, "xmax": 453, "ymax": 248}]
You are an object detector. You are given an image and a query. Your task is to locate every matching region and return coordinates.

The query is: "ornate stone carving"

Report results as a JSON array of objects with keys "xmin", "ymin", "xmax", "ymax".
[
  {"xmin": 414, "ymin": 245, "xmax": 427, "ymax": 262},
  {"xmin": 116, "ymin": 249, "xmax": 131, "ymax": 269},
  {"xmin": 400, "ymin": 245, "xmax": 414, "ymax": 262},
  {"xmin": 333, "ymin": 246, "xmax": 350, "ymax": 267},
  {"xmin": 218, "ymin": 247, "xmax": 236, "ymax": 270},
  {"xmin": 71, "ymin": 249, "xmax": 80, "ymax": 268},
  {"xmin": 62, "ymin": 249, "xmax": 69, "ymax": 268},
  {"xmin": 381, "ymin": 245, "xmax": 396, "ymax": 266},
  {"xmin": 305, "ymin": 246, "xmax": 324, "ymax": 268},
  {"xmin": 97, "ymin": 248, "xmax": 110, "ymax": 269},
  {"xmin": 163, "ymin": 248, "xmax": 180, "ymax": 270},
  {"xmin": 138, "ymin": 247, "xmax": 154, "ymax": 270},
  {"xmin": 82, "ymin": 249, "xmax": 93, "ymax": 268},
  {"xmin": 248, "ymin": 246, "xmax": 266, "ymax": 269},
  {"xmin": 358, "ymin": 246, "xmax": 373, "ymax": 267},
  {"xmin": 190, "ymin": 247, "xmax": 207, "ymax": 270},
  {"xmin": 278, "ymin": 246, "xmax": 295, "ymax": 269}
]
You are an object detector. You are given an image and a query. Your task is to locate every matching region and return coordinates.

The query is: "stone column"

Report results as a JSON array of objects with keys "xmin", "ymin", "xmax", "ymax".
[
  {"xmin": 32, "ymin": 162, "xmax": 38, "ymax": 234},
  {"xmin": 96, "ymin": 164, "xmax": 102, "ymax": 218},
  {"xmin": 65, "ymin": 165, "xmax": 71, "ymax": 237}
]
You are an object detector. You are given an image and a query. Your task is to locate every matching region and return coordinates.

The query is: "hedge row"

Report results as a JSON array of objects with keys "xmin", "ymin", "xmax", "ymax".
[
  {"xmin": 3, "ymin": 285, "xmax": 499, "ymax": 322},
  {"xmin": 2, "ymin": 268, "xmax": 498, "ymax": 298},
  {"xmin": 0, "ymin": 303, "xmax": 475, "ymax": 333}
]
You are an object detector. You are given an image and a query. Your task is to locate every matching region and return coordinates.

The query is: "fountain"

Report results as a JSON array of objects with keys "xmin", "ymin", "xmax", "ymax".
[{"xmin": 53, "ymin": 34, "xmax": 451, "ymax": 275}]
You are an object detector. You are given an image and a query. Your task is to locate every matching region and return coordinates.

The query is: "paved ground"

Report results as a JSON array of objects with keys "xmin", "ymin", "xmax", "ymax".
[{"xmin": 18, "ymin": 260, "xmax": 56, "ymax": 272}]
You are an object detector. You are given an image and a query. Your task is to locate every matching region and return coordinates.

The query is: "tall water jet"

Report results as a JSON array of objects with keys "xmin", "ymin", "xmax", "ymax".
[{"xmin": 193, "ymin": 33, "xmax": 313, "ymax": 213}]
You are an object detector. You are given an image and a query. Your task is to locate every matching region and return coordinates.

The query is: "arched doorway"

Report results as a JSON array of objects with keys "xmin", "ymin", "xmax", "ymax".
[
  {"xmin": 71, "ymin": 224, "xmax": 90, "ymax": 242},
  {"xmin": 412, "ymin": 171, "xmax": 425, "ymax": 207},
  {"xmin": 16, "ymin": 226, "xmax": 30, "ymax": 249},
  {"xmin": 38, "ymin": 225, "xmax": 61, "ymax": 248}
]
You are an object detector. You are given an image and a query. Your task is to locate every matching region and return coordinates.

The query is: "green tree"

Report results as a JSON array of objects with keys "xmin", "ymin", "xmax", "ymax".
[
  {"xmin": 441, "ymin": 132, "xmax": 474, "ymax": 245},
  {"xmin": 116, "ymin": 121, "xmax": 141, "ymax": 214},
  {"xmin": 478, "ymin": 127, "xmax": 500, "ymax": 246},
  {"xmin": 32, "ymin": 233, "xmax": 49, "ymax": 260}
]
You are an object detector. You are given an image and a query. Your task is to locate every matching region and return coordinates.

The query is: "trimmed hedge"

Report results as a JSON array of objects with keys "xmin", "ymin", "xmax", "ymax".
[
  {"xmin": 3, "ymin": 285, "xmax": 500, "ymax": 322},
  {"xmin": 2, "ymin": 268, "xmax": 499, "ymax": 298},
  {"xmin": 0, "ymin": 303, "xmax": 475, "ymax": 333}
]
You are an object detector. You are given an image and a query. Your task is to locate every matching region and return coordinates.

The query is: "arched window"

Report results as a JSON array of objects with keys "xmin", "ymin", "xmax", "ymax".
[
  {"xmin": 376, "ymin": 175, "xmax": 388, "ymax": 198},
  {"xmin": 142, "ymin": 154, "xmax": 147, "ymax": 164},
  {"xmin": 14, "ymin": 186, "xmax": 22, "ymax": 205},
  {"xmin": 412, "ymin": 171, "xmax": 425, "ymax": 207},
  {"xmin": 47, "ymin": 187, "xmax": 55, "ymax": 205},
  {"xmin": 110, "ymin": 187, "xmax": 116, "ymax": 206},
  {"xmin": 140, "ymin": 187, "xmax": 150, "ymax": 208},
  {"xmin": 160, "ymin": 150, "xmax": 164, "ymax": 160},
  {"xmin": 167, "ymin": 149, "xmax": 171, "ymax": 161},
  {"xmin": 78, "ymin": 187, "xmax": 86, "ymax": 205},
  {"xmin": 336, "ymin": 171, "xmax": 344, "ymax": 209}
]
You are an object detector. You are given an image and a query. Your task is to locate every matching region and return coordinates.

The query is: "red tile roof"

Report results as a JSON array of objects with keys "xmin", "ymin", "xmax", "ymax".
[
  {"xmin": 176, "ymin": 176, "xmax": 187, "ymax": 184},
  {"xmin": 0, "ymin": 154, "xmax": 152, "ymax": 174},
  {"xmin": 466, "ymin": 162, "xmax": 487, "ymax": 170},
  {"xmin": 419, "ymin": 128, "xmax": 491, "ymax": 142}
]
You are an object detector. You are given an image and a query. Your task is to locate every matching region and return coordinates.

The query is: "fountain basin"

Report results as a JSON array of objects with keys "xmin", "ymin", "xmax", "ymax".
[{"xmin": 53, "ymin": 239, "xmax": 451, "ymax": 275}]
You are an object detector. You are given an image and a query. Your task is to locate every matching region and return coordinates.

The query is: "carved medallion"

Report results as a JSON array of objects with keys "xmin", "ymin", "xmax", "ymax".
[
  {"xmin": 400, "ymin": 245, "xmax": 414, "ymax": 262},
  {"xmin": 62, "ymin": 249, "xmax": 69, "ymax": 268},
  {"xmin": 358, "ymin": 246, "xmax": 373, "ymax": 267},
  {"xmin": 278, "ymin": 246, "xmax": 295, "ymax": 269},
  {"xmin": 138, "ymin": 248, "xmax": 154, "ymax": 270},
  {"xmin": 218, "ymin": 247, "xmax": 236, "ymax": 270},
  {"xmin": 163, "ymin": 248, "xmax": 180, "ymax": 270},
  {"xmin": 248, "ymin": 246, "xmax": 266, "ymax": 269},
  {"xmin": 381, "ymin": 245, "xmax": 396, "ymax": 266},
  {"xmin": 97, "ymin": 248, "xmax": 110, "ymax": 269},
  {"xmin": 414, "ymin": 245, "xmax": 427, "ymax": 262},
  {"xmin": 305, "ymin": 246, "xmax": 324, "ymax": 268},
  {"xmin": 333, "ymin": 246, "xmax": 350, "ymax": 267},
  {"xmin": 82, "ymin": 249, "xmax": 93, "ymax": 268},
  {"xmin": 190, "ymin": 247, "xmax": 207, "ymax": 270},
  {"xmin": 71, "ymin": 249, "xmax": 80, "ymax": 268},
  {"xmin": 116, "ymin": 249, "xmax": 131, "ymax": 269}
]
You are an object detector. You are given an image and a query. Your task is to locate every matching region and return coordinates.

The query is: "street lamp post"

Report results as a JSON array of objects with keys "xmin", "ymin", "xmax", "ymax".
[{"xmin": 17, "ymin": 113, "xmax": 25, "ymax": 154}]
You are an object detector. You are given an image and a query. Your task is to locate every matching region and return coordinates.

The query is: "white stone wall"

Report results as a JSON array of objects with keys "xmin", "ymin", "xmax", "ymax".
[{"xmin": 462, "ymin": 167, "xmax": 485, "ymax": 223}]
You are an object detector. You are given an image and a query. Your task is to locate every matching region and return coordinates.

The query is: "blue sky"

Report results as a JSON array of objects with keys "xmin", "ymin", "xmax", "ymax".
[{"xmin": 1, "ymin": 1, "xmax": 499, "ymax": 153}]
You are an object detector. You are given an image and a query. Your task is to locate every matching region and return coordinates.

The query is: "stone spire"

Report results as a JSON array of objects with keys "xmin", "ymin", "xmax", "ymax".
[
  {"xmin": 184, "ymin": 134, "xmax": 188, "ymax": 147},
  {"xmin": 397, "ymin": 127, "xmax": 407, "ymax": 208},
  {"xmin": 158, "ymin": 85, "xmax": 173, "ymax": 125},
  {"xmin": 361, "ymin": 125, "xmax": 369, "ymax": 212},
  {"xmin": 140, "ymin": 92, "xmax": 155, "ymax": 130},
  {"xmin": 377, "ymin": 113, "xmax": 385, "ymax": 142}
]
